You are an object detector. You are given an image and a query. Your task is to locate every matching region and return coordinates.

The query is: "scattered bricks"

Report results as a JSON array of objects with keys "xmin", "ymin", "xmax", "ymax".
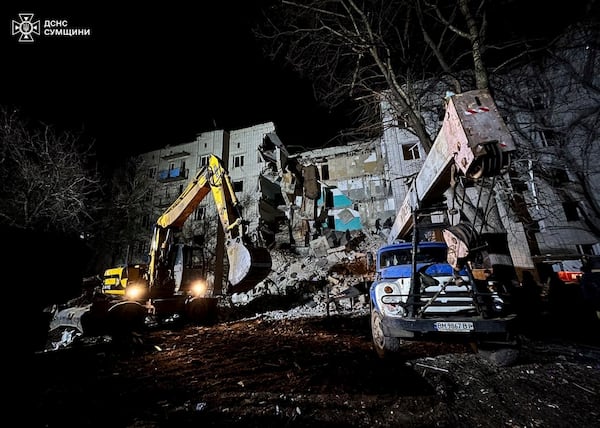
[{"xmin": 309, "ymin": 236, "xmax": 330, "ymax": 257}]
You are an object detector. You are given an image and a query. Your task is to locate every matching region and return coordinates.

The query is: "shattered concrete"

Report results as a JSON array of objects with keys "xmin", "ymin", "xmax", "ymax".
[{"xmin": 230, "ymin": 228, "xmax": 387, "ymax": 317}]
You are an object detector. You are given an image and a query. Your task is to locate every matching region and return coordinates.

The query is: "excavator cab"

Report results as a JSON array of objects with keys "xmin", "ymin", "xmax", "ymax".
[{"xmin": 102, "ymin": 264, "xmax": 148, "ymax": 297}]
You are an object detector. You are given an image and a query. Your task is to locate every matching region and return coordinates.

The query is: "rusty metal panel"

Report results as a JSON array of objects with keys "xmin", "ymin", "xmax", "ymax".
[
  {"xmin": 444, "ymin": 90, "xmax": 516, "ymax": 176},
  {"xmin": 449, "ymin": 90, "xmax": 515, "ymax": 150}
]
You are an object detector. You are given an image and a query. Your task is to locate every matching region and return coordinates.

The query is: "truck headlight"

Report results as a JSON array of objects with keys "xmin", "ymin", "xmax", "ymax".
[
  {"xmin": 377, "ymin": 282, "xmax": 408, "ymax": 317},
  {"xmin": 381, "ymin": 295, "xmax": 407, "ymax": 317}
]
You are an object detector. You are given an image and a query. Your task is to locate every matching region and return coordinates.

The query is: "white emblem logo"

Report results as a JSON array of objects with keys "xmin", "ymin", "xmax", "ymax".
[{"xmin": 12, "ymin": 13, "xmax": 41, "ymax": 42}]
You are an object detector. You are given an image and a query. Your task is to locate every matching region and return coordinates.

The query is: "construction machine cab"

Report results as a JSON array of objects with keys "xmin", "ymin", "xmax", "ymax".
[{"xmin": 102, "ymin": 264, "xmax": 148, "ymax": 297}]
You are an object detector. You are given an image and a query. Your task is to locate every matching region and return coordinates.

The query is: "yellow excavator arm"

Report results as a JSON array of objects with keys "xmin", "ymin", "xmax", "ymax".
[{"xmin": 148, "ymin": 154, "xmax": 271, "ymax": 294}]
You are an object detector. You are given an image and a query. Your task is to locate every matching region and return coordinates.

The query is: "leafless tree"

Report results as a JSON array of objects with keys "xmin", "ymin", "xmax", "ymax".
[
  {"xmin": 93, "ymin": 156, "xmax": 155, "ymax": 268},
  {"xmin": 256, "ymin": 0, "xmax": 599, "ymax": 271},
  {"xmin": 493, "ymin": 22, "xmax": 600, "ymax": 239},
  {"xmin": 257, "ymin": 1, "xmax": 594, "ymax": 152},
  {"xmin": 255, "ymin": 0, "xmax": 532, "ymax": 151},
  {"xmin": 0, "ymin": 107, "xmax": 100, "ymax": 234}
]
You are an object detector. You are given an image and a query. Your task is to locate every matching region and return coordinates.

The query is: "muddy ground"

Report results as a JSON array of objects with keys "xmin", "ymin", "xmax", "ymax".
[{"xmin": 26, "ymin": 297, "xmax": 600, "ymax": 428}]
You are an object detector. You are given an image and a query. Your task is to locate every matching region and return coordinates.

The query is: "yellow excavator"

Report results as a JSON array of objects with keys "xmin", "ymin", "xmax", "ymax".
[
  {"xmin": 148, "ymin": 153, "xmax": 271, "ymax": 296},
  {"xmin": 139, "ymin": 153, "xmax": 272, "ymax": 323},
  {"xmin": 48, "ymin": 154, "xmax": 272, "ymax": 339}
]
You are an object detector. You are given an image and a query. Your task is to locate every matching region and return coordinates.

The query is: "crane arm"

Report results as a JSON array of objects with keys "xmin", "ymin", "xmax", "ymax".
[{"xmin": 388, "ymin": 89, "xmax": 515, "ymax": 244}]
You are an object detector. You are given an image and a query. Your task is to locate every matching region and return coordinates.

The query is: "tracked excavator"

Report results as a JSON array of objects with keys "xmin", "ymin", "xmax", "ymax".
[
  {"xmin": 370, "ymin": 89, "xmax": 522, "ymax": 364},
  {"xmin": 47, "ymin": 154, "xmax": 272, "ymax": 342},
  {"xmin": 140, "ymin": 153, "xmax": 272, "ymax": 322}
]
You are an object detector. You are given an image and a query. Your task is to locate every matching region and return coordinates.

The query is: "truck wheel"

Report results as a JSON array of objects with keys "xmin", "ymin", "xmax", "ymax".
[{"xmin": 371, "ymin": 309, "xmax": 402, "ymax": 359}]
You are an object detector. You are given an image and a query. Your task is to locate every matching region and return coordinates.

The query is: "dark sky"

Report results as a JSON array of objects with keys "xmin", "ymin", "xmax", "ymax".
[
  {"xmin": 2, "ymin": 2, "xmax": 593, "ymax": 165},
  {"xmin": 1, "ymin": 3, "xmax": 350, "ymax": 163}
]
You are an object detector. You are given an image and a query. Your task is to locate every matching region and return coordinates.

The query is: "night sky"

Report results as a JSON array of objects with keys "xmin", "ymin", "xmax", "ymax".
[
  {"xmin": 1, "ymin": 2, "xmax": 593, "ymax": 165},
  {"xmin": 1, "ymin": 3, "xmax": 350, "ymax": 164}
]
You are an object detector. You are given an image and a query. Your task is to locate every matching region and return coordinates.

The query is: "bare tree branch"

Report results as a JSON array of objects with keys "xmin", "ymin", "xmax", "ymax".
[{"xmin": 0, "ymin": 107, "xmax": 101, "ymax": 234}]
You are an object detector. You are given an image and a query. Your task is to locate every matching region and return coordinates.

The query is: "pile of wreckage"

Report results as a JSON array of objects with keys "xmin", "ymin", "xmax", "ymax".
[{"xmin": 230, "ymin": 227, "xmax": 388, "ymax": 318}]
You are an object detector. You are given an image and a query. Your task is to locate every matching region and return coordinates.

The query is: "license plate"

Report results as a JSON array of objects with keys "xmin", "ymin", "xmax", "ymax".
[{"xmin": 434, "ymin": 321, "xmax": 474, "ymax": 332}]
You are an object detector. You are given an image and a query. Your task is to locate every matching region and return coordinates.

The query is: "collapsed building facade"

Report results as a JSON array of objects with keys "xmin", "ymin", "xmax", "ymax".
[{"xmin": 134, "ymin": 124, "xmax": 386, "ymax": 303}]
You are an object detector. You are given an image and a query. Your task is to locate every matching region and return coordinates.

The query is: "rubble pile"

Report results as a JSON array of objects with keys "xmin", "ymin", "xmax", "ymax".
[{"xmin": 230, "ymin": 228, "xmax": 390, "ymax": 320}]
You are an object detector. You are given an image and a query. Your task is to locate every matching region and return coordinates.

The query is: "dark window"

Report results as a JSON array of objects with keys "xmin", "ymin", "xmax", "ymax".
[
  {"xmin": 194, "ymin": 207, "xmax": 205, "ymax": 221},
  {"xmin": 578, "ymin": 244, "xmax": 595, "ymax": 255},
  {"xmin": 327, "ymin": 215, "xmax": 335, "ymax": 229},
  {"xmin": 529, "ymin": 95, "xmax": 547, "ymax": 110},
  {"xmin": 234, "ymin": 155, "xmax": 244, "ymax": 168},
  {"xmin": 324, "ymin": 188, "xmax": 334, "ymax": 208},
  {"xmin": 563, "ymin": 202, "xmax": 580, "ymax": 221},
  {"xmin": 233, "ymin": 181, "xmax": 243, "ymax": 192},
  {"xmin": 537, "ymin": 129, "xmax": 558, "ymax": 147},
  {"xmin": 321, "ymin": 164, "xmax": 330, "ymax": 180},
  {"xmin": 552, "ymin": 168, "xmax": 569, "ymax": 186},
  {"xmin": 511, "ymin": 179, "xmax": 528, "ymax": 193},
  {"xmin": 402, "ymin": 143, "xmax": 420, "ymax": 160}
]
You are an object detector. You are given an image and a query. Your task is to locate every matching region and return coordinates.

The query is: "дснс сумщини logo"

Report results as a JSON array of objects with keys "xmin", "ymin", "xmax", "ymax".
[{"xmin": 12, "ymin": 13, "xmax": 40, "ymax": 42}]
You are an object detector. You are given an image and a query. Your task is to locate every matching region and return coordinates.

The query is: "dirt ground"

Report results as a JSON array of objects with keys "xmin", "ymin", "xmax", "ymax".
[{"xmin": 28, "ymin": 302, "xmax": 600, "ymax": 428}]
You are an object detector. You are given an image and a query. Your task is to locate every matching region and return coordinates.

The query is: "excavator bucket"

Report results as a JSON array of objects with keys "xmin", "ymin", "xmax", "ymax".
[{"xmin": 226, "ymin": 240, "xmax": 272, "ymax": 294}]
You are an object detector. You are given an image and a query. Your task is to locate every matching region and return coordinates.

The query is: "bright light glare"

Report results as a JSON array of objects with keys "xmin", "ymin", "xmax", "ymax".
[
  {"xmin": 126, "ymin": 285, "xmax": 145, "ymax": 300},
  {"xmin": 191, "ymin": 280, "xmax": 206, "ymax": 297}
]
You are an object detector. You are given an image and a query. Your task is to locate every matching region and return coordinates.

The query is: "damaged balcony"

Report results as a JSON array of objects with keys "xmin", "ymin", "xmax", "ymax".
[{"xmin": 158, "ymin": 167, "xmax": 189, "ymax": 182}]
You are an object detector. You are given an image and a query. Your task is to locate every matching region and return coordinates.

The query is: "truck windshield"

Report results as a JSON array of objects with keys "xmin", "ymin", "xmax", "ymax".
[{"xmin": 380, "ymin": 246, "xmax": 447, "ymax": 267}]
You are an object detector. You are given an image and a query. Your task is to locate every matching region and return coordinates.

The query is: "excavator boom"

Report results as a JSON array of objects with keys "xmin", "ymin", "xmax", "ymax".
[{"xmin": 149, "ymin": 154, "xmax": 271, "ymax": 294}]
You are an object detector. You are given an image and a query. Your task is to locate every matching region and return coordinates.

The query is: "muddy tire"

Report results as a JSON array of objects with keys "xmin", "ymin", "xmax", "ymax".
[{"xmin": 370, "ymin": 308, "xmax": 402, "ymax": 359}]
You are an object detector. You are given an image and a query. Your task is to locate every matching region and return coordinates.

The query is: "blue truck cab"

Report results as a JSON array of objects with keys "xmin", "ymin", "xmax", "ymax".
[{"xmin": 369, "ymin": 241, "xmax": 518, "ymax": 359}]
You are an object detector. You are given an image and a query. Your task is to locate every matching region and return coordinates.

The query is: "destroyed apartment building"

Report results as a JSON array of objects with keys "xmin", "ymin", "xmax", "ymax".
[
  {"xmin": 257, "ymin": 133, "xmax": 394, "ymax": 249},
  {"xmin": 135, "ymin": 122, "xmax": 389, "ymax": 307}
]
